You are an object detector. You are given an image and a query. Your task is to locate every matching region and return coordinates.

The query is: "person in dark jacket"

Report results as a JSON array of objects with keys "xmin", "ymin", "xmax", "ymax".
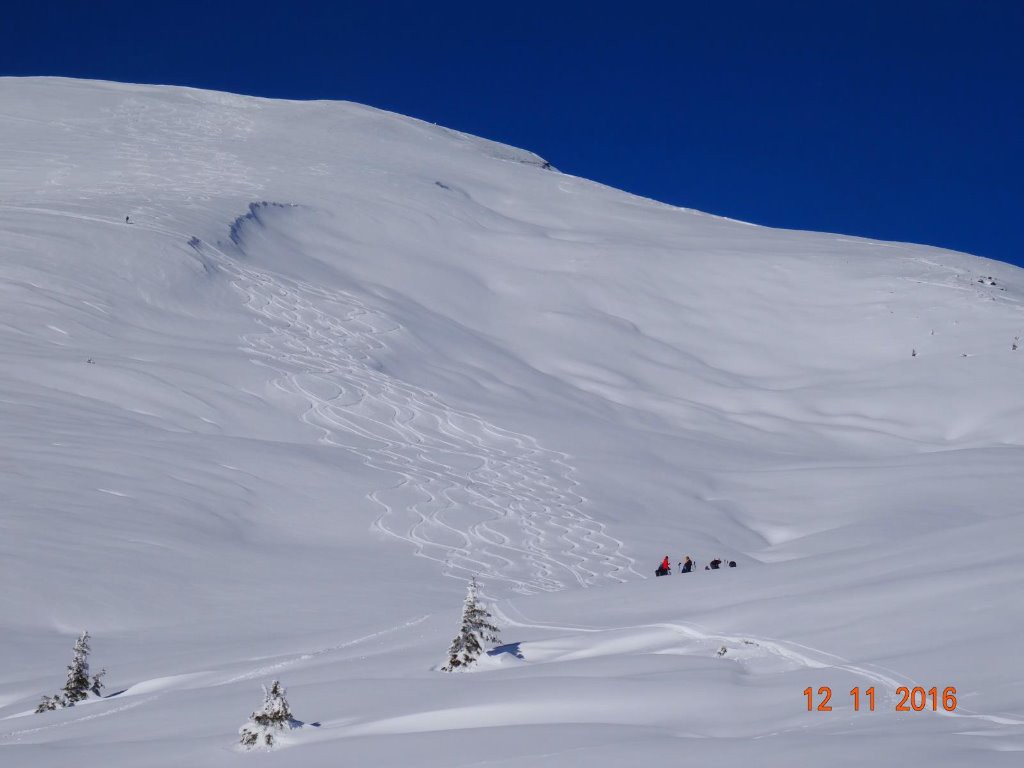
[
  {"xmin": 656, "ymin": 556, "xmax": 671, "ymax": 577},
  {"xmin": 679, "ymin": 556, "xmax": 693, "ymax": 573},
  {"xmin": 709, "ymin": 558, "xmax": 722, "ymax": 570},
  {"xmin": 728, "ymin": 560, "xmax": 737, "ymax": 568}
]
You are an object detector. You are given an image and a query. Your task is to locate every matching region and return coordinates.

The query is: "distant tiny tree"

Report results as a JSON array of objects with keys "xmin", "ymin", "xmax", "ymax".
[
  {"xmin": 35, "ymin": 631, "xmax": 105, "ymax": 714},
  {"xmin": 442, "ymin": 578, "xmax": 500, "ymax": 671},
  {"xmin": 239, "ymin": 681, "xmax": 299, "ymax": 749}
]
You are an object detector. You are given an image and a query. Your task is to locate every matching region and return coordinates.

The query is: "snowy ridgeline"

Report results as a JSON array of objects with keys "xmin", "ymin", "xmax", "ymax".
[{"xmin": 1, "ymin": 77, "xmax": 1023, "ymax": 766}]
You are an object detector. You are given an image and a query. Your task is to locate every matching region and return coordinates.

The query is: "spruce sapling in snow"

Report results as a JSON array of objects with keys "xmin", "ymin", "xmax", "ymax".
[
  {"xmin": 239, "ymin": 681, "xmax": 300, "ymax": 749},
  {"xmin": 63, "ymin": 631, "xmax": 105, "ymax": 704},
  {"xmin": 35, "ymin": 631, "xmax": 105, "ymax": 713},
  {"xmin": 442, "ymin": 577, "xmax": 500, "ymax": 671}
]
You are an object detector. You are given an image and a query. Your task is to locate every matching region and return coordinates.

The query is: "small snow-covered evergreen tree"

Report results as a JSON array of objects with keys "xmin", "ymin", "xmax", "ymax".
[
  {"xmin": 35, "ymin": 695, "xmax": 60, "ymax": 714},
  {"xmin": 239, "ymin": 681, "xmax": 300, "ymax": 749},
  {"xmin": 63, "ymin": 631, "xmax": 104, "ymax": 704},
  {"xmin": 441, "ymin": 578, "xmax": 500, "ymax": 671},
  {"xmin": 35, "ymin": 631, "xmax": 105, "ymax": 713}
]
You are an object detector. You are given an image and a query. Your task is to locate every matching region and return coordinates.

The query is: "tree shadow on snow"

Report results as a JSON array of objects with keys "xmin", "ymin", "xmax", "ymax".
[{"xmin": 487, "ymin": 642, "xmax": 525, "ymax": 659}]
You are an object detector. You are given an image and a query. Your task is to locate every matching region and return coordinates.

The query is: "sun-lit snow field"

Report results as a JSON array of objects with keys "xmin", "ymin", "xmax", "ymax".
[{"xmin": 1, "ymin": 77, "xmax": 1023, "ymax": 766}]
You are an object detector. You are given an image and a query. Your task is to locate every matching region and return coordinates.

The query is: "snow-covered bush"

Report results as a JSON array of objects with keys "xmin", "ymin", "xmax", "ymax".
[
  {"xmin": 441, "ymin": 578, "xmax": 500, "ymax": 671},
  {"xmin": 34, "ymin": 631, "xmax": 105, "ymax": 713},
  {"xmin": 239, "ymin": 681, "xmax": 300, "ymax": 749},
  {"xmin": 35, "ymin": 695, "xmax": 59, "ymax": 713}
]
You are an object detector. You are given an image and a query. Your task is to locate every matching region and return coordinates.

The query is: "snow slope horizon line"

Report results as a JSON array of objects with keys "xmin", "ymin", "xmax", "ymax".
[{"xmin": 6, "ymin": 75, "xmax": 1022, "ymax": 264}]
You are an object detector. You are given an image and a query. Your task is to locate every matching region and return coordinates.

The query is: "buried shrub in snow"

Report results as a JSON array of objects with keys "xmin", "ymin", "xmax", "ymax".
[
  {"xmin": 35, "ymin": 695, "xmax": 60, "ymax": 713},
  {"xmin": 239, "ymin": 681, "xmax": 301, "ymax": 749},
  {"xmin": 35, "ymin": 631, "xmax": 105, "ymax": 713},
  {"xmin": 441, "ymin": 577, "xmax": 500, "ymax": 671}
]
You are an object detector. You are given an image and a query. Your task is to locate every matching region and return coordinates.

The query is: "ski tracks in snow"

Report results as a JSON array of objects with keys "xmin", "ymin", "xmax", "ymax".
[
  {"xmin": 493, "ymin": 604, "xmax": 1024, "ymax": 732},
  {"xmin": 0, "ymin": 616, "xmax": 429, "ymax": 742},
  {"xmin": 210, "ymin": 245, "xmax": 639, "ymax": 595},
  {"xmin": 216, "ymin": 614, "xmax": 431, "ymax": 686}
]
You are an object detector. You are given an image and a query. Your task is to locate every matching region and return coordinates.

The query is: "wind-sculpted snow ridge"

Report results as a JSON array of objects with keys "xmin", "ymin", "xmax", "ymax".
[
  {"xmin": 228, "ymin": 202, "xmax": 297, "ymax": 246},
  {"xmin": 192, "ymin": 212, "xmax": 640, "ymax": 595}
]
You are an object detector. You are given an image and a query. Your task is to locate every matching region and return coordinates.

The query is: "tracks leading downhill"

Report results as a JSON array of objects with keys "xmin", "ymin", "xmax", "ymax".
[{"xmin": 217, "ymin": 254, "xmax": 640, "ymax": 594}]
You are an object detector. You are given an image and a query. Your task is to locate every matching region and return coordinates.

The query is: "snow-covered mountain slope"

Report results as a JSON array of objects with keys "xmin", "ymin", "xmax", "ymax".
[{"xmin": 1, "ymin": 77, "xmax": 1022, "ymax": 766}]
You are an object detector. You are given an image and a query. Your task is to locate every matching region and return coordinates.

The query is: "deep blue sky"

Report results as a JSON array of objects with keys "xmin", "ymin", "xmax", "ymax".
[{"xmin": 4, "ymin": 1, "xmax": 1023, "ymax": 266}]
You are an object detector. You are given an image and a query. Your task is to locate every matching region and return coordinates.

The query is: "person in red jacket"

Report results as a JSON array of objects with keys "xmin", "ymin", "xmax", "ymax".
[{"xmin": 656, "ymin": 556, "xmax": 671, "ymax": 576}]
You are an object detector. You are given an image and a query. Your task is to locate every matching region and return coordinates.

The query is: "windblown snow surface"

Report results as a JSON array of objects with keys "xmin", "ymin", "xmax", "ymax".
[{"xmin": 1, "ymin": 78, "xmax": 1023, "ymax": 767}]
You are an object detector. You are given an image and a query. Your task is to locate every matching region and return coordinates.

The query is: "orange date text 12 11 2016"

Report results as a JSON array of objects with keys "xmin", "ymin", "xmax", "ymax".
[{"xmin": 803, "ymin": 686, "xmax": 957, "ymax": 712}]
